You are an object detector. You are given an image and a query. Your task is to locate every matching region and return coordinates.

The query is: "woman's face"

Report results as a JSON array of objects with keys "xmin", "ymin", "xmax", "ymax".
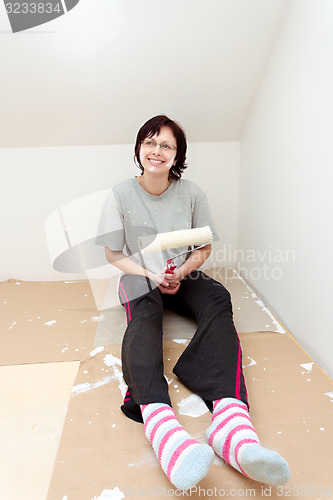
[{"xmin": 139, "ymin": 126, "xmax": 177, "ymax": 175}]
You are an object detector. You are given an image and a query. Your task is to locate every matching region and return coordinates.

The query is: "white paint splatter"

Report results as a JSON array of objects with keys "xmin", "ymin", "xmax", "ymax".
[
  {"xmin": 324, "ymin": 391, "xmax": 333, "ymax": 400},
  {"xmin": 64, "ymin": 280, "xmax": 85, "ymax": 283},
  {"xmin": 164, "ymin": 375, "xmax": 173, "ymax": 385},
  {"xmin": 90, "ymin": 316, "xmax": 103, "ymax": 322},
  {"xmin": 320, "ymin": 427, "xmax": 325, "ymax": 431},
  {"xmin": 213, "ymin": 456, "xmax": 225, "ymax": 466},
  {"xmin": 177, "ymin": 394, "xmax": 209, "ymax": 417},
  {"xmin": 44, "ymin": 320, "xmax": 56, "ymax": 326},
  {"xmin": 243, "ymin": 357, "xmax": 257, "ymax": 368},
  {"xmin": 127, "ymin": 448, "xmax": 158, "ymax": 468},
  {"xmin": 300, "ymin": 362, "xmax": 314, "ymax": 372},
  {"xmin": 9, "ymin": 321, "xmax": 17, "ymax": 330},
  {"xmin": 232, "ymin": 270, "xmax": 286, "ymax": 334},
  {"xmin": 173, "ymin": 339, "xmax": 188, "ymax": 344},
  {"xmin": 254, "ymin": 299, "xmax": 286, "ymax": 333},
  {"xmin": 92, "ymin": 487, "xmax": 125, "ymax": 499},
  {"xmin": 63, "ymin": 496, "xmax": 68, "ymax": 500},
  {"xmin": 72, "ymin": 376, "xmax": 112, "ymax": 396},
  {"xmin": 90, "ymin": 346, "xmax": 105, "ymax": 357},
  {"xmin": 166, "ymin": 154, "xmax": 176, "ymax": 168},
  {"xmin": 61, "ymin": 346, "xmax": 69, "ymax": 353},
  {"xmin": 104, "ymin": 353, "xmax": 127, "ymax": 398}
]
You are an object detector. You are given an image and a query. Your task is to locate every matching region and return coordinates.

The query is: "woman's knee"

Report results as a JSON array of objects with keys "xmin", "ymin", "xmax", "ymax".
[
  {"xmin": 203, "ymin": 277, "xmax": 233, "ymax": 310},
  {"xmin": 118, "ymin": 274, "xmax": 161, "ymax": 306}
]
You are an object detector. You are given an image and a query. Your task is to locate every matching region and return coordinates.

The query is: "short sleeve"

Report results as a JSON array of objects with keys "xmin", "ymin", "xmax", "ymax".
[
  {"xmin": 191, "ymin": 188, "xmax": 219, "ymax": 243},
  {"xmin": 95, "ymin": 189, "xmax": 125, "ymax": 251}
]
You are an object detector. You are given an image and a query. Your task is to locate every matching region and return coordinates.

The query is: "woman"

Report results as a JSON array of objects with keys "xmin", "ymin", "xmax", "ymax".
[{"xmin": 96, "ymin": 115, "xmax": 290, "ymax": 490}]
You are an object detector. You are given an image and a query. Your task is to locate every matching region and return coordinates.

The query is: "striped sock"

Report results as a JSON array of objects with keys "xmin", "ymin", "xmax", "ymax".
[
  {"xmin": 206, "ymin": 398, "xmax": 290, "ymax": 486},
  {"xmin": 141, "ymin": 403, "xmax": 214, "ymax": 490}
]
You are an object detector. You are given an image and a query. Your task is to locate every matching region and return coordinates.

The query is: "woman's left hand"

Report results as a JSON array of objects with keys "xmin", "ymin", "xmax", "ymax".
[{"xmin": 158, "ymin": 268, "xmax": 182, "ymax": 295}]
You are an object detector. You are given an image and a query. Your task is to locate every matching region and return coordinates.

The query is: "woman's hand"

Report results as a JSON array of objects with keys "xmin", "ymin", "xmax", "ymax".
[
  {"xmin": 158, "ymin": 268, "xmax": 182, "ymax": 295},
  {"xmin": 147, "ymin": 272, "xmax": 174, "ymax": 292}
]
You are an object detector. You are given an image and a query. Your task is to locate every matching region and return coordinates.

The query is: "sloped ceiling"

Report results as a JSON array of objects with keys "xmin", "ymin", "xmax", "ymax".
[{"xmin": 0, "ymin": 0, "xmax": 291, "ymax": 147}]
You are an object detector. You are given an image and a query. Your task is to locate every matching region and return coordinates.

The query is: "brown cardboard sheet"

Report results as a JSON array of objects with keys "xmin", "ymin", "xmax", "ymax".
[
  {"xmin": 93, "ymin": 268, "xmax": 286, "ymax": 347},
  {"xmin": 47, "ymin": 334, "xmax": 333, "ymax": 500},
  {"xmin": 0, "ymin": 361, "xmax": 79, "ymax": 499},
  {"xmin": 0, "ymin": 269, "xmax": 284, "ymax": 365},
  {"xmin": 0, "ymin": 279, "xmax": 98, "ymax": 365},
  {"xmin": 1, "ymin": 272, "xmax": 332, "ymax": 499}
]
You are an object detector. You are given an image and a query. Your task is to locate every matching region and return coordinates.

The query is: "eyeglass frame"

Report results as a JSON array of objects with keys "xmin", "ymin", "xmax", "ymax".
[{"xmin": 141, "ymin": 138, "xmax": 177, "ymax": 152}]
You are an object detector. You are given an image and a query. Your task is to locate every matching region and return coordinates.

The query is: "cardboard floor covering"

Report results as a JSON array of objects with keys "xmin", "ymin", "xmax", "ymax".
[
  {"xmin": 1, "ymin": 271, "xmax": 332, "ymax": 499},
  {"xmin": 0, "ymin": 269, "xmax": 286, "ymax": 365},
  {"xmin": 47, "ymin": 334, "xmax": 333, "ymax": 500},
  {"xmin": 0, "ymin": 361, "xmax": 79, "ymax": 500},
  {"xmin": 0, "ymin": 279, "xmax": 99, "ymax": 365}
]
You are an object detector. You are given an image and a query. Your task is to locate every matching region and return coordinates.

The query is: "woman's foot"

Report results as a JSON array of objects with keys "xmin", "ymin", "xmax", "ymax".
[
  {"xmin": 206, "ymin": 398, "xmax": 290, "ymax": 486},
  {"xmin": 141, "ymin": 403, "xmax": 214, "ymax": 490}
]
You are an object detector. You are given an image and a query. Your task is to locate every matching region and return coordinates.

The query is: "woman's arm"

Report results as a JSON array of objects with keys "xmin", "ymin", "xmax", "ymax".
[
  {"xmin": 177, "ymin": 244, "xmax": 212, "ymax": 279},
  {"xmin": 159, "ymin": 244, "xmax": 212, "ymax": 294},
  {"xmin": 105, "ymin": 247, "xmax": 170, "ymax": 288}
]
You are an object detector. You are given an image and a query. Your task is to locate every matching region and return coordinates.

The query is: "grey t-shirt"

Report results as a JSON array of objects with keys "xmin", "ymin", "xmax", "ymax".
[{"xmin": 96, "ymin": 177, "xmax": 219, "ymax": 274}]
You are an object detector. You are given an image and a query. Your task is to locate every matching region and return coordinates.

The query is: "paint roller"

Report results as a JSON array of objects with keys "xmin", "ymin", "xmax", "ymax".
[{"xmin": 138, "ymin": 226, "xmax": 213, "ymax": 274}]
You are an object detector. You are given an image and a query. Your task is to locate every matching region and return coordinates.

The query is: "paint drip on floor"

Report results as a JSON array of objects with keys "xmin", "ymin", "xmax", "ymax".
[
  {"xmin": 243, "ymin": 356, "xmax": 257, "ymax": 368},
  {"xmin": 91, "ymin": 487, "xmax": 125, "ymax": 500},
  {"xmin": 300, "ymin": 362, "xmax": 314, "ymax": 372},
  {"xmin": 90, "ymin": 346, "xmax": 105, "ymax": 357},
  {"xmin": 72, "ymin": 376, "xmax": 112, "ymax": 396},
  {"xmin": 104, "ymin": 353, "xmax": 127, "ymax": 398},
  {"xmin": 232, "ymin": 269, "xmax": 286, "ymax": 334},
  {"xmin": 177, "ymin": 394, "xmax": 209, "ymax": 417}
]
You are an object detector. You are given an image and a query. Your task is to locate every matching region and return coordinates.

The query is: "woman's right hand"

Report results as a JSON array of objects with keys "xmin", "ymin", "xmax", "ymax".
[{"xmin": 148, "ymin": 272, "xmax": 181, "ymax": 295}]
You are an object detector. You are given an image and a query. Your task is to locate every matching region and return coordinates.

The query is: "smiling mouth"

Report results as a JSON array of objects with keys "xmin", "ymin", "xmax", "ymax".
[{"xmin": 148, "ymin": 158, "xmax": 164, "ymax": 165}]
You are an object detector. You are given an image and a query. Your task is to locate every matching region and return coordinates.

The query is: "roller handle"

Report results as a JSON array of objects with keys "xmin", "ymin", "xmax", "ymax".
[
  {"xmin": 164, "ymin": 242, "xmax": 209, "ymax": 274},
  {"xmin": 166, "ymin": 258, "xmax": 177, "ymax": 274}
]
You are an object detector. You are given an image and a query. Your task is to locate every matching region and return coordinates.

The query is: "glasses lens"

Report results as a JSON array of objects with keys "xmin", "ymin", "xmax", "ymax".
[
  {"xmin": 143, "ymin": 139, "xmax": 156, "ymax": 147},
  {"xmin": 142, "ymin": 139, "xmax": 176, "ymax": 150}
]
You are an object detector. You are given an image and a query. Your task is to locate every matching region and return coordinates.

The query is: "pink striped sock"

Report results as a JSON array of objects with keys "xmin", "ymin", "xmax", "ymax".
[
  {"xmin": 141, "ymin": 403, "xmax": 213, "ymax": 490},
  {"xmin": 206, "ymin": 398, "xmax": 290, "ymax": 486}
]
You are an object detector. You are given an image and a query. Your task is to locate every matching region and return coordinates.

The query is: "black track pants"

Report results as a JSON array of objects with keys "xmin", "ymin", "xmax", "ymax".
[{"xmin": 118, "ymin": 271, "xmax": 248, "ymax": 423}]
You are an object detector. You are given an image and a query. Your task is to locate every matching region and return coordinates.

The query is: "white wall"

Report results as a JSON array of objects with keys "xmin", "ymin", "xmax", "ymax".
[
  {"xmin": 238, "ymin": 0, "xmax": 333, "ymax": 378},
  {"xmin": 0, "ymin": 142, "xmax": 240, "ymax": 281}
]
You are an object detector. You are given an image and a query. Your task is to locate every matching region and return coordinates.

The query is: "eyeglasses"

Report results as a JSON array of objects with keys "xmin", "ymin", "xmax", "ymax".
[{"xmin": 141, "ymin": 139, "xmax": 177, "ymax": 151}]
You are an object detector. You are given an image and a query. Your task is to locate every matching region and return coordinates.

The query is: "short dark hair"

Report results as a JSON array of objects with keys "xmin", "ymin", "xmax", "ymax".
[{"xmin": 134, "ymin": 115, "xmax": 187, "ymax": 181}]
